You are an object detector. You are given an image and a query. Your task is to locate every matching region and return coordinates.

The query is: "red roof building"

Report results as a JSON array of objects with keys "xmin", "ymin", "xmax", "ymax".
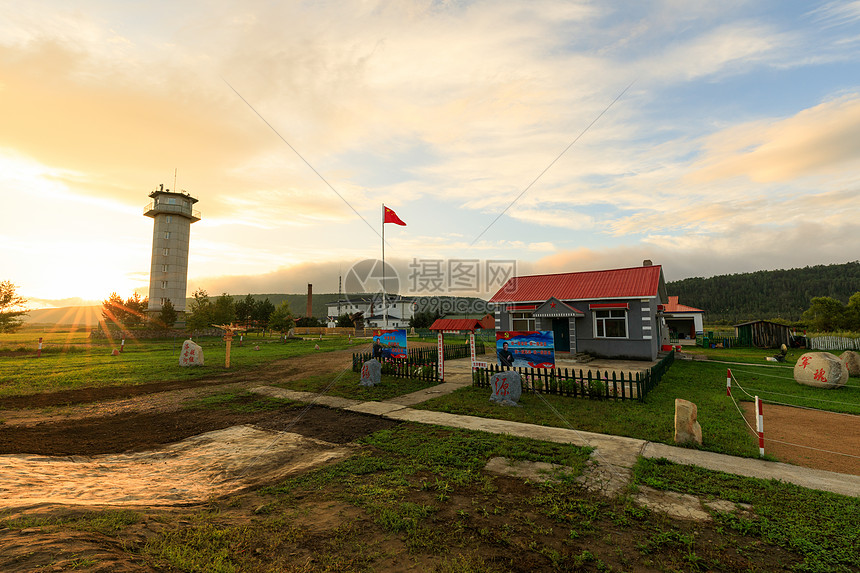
[
  {"xmin": 664, "ymin": 296, "xmax": 705, "ymax": 340},
  {"xmin": 489, "ymin": 262, "xmax": 668, "ymax": 360}
]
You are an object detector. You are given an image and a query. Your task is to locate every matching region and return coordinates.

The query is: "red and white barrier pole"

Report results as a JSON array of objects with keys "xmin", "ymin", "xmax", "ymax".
[
  {"xmin": 37, "ymin": 337, "xmax": 43, "ymax": 358},
  {"xmin": 755, "ymin": 395, "xmax": 765, "ymax": 457},
  {"xmin": 120, "ymin": 339, "xmax": 125, "ymax": 353},
  {"xmin": 726, "ymin": 368, "xmax": 732, "ymax": 397}
]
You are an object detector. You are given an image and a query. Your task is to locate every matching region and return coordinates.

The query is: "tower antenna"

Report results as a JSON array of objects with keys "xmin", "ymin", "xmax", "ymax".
[{"xmin": 173, "ymin": 168, "xmax": 177, "ymax": 192}]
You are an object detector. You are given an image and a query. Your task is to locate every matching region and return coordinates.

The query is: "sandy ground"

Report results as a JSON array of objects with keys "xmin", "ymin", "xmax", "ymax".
[{"xmin": 741, "ymin": 401, "xmax": 860, "ymax": 476}]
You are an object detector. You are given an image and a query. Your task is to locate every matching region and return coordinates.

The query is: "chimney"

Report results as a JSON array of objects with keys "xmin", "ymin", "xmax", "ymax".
[
  {"xmin": 643, "ymin": 259, "xmax": 653, "ymax": 267},
  {"xmin": 306, "ymin": 284, "xmax": 313, "ymax": 317}
]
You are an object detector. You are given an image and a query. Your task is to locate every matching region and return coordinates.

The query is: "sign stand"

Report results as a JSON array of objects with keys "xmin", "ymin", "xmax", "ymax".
[{"xmin": 437, "ymin": 331, "xmax": 444, "ymax": 381}]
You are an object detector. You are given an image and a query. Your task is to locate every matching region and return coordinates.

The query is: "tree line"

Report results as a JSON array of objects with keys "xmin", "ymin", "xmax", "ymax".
[
  {"xmin": 668, "ymin": 261, "xmax": 860, "ymax": 324},
  {"xmin": 98, "ymin": 290, "xmax": 324, "ymax": 334}
]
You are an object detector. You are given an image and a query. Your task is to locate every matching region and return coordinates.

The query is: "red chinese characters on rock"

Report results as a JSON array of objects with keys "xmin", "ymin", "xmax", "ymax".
[
  {"xmin": 800, "ymin": 356, "xmax": 812, "ymax": 369},
  {"xmin": 493, "ymin": 379, "xmax": 509, "ymax": 397},
  {"xmin": 179, "ymin": 340, "xmax": 204, "ymax": 366},
  {"xmin": 813, "ymin": 368, "xmax": 827, "ymax": 384}
]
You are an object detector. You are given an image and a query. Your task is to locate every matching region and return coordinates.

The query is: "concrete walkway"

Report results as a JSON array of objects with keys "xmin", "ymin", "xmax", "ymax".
[{"xmin": 250, "ymin": 357, "xmax": 860, "ymax": 499}]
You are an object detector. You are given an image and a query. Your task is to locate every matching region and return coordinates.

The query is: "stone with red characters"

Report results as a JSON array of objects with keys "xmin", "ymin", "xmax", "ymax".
[{"xmin": 793, "ymin": 351, "xmax": 847, "ymax": 388}]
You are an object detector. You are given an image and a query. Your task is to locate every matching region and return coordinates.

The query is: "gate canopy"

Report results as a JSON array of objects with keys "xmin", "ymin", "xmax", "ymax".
[{"xmin": 429, "ymin": 318, "xmax": 483, "ymax": 332}]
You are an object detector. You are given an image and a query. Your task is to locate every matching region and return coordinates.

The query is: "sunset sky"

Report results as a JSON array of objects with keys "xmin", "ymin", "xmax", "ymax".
[{"xmin": 3, "ymin": 1, "xmax": 860, "ymax": 308}]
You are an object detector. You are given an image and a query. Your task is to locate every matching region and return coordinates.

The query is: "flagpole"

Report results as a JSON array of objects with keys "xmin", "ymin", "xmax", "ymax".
[{"xmin": 382, "ymin": 203, "xmax": 387, "ymax": 328}]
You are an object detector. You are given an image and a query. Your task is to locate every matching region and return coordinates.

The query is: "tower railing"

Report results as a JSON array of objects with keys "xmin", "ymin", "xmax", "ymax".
[{"xmin": 143, "ymin": 202, "xmax": 202, "ymax": 221}]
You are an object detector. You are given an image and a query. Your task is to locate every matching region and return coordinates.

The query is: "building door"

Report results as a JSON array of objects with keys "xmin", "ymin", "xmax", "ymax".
[{"xmin": 552, "ymin": 318, "xmax": 571, "ymax": 352}]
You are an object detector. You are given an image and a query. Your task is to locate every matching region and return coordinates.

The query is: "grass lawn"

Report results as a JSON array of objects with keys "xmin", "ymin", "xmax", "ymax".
[
  {"xmin": 0, "ymin": 334, "xmax": 358, "ymax": 398},
  {"xmin": 632, "ymin": 457, "xmax": 860, "ymax": 573},
  {"xmin": 416, "ymin": 347, "xmax": 860, "ymax": 459}
]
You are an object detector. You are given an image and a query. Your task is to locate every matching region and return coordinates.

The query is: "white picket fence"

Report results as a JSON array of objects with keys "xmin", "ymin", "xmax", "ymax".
[{"xmin": 807, "ymin": 335, "xmax": 860, "ymax": 351}]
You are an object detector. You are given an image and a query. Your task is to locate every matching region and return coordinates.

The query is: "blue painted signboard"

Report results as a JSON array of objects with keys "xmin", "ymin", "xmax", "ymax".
[{"xmin": 496, "ymin": 331, "xmax": 555, "ymax": 368}]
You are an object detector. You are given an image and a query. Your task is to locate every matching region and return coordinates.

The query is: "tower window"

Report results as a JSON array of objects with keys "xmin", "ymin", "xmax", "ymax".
[
  {"xmin": 164, "ymin": 231, "xmax": 170, "ymax": 239},
  {"xmin": 163, "ymin": 248, "xmax": 169, "ymax": 256},
  {"xmin": 161, "ymin": 281, "xmax": 167, "ymax": 289},
  {"xmin": 162, "ymin": 264, "xmax": 168, "ymax": 272},
  {"xmin": 166, "ymin": 215, "xmax": 171, "ymax": 223}
]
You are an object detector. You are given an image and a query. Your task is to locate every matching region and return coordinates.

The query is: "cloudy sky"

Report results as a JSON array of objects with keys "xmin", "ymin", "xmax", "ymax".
[{"xmin": 3, "ymin": 0, "xmax": 860, "ymax": 307}]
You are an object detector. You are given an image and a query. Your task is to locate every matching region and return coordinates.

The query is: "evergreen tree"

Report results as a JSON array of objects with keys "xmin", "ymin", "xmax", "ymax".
[
  {"xmin": 253, "ymin": 298, "xmax": 275, "ymax": 329},
  {"xmin": 336, "ymin": 313, "xmax": 354, "ymax": 328},
  {"xmin": 0, "ymin": 281, "xmax": 28, "ymax": 333},
  {"xmin": 235, "ymin": 294, "xmax": 255, "ymax": 328},
  {"xmin": 124, "ymin": 293, "xmax": 148, "ymax": 327},
  {"xmin": 269, "ymin": 300, "xmax": 295, "ymax": 334},
  {"xmin": 186, "ymin": 289, "xmax": 213, "ymax": 330},
  {"xmin": 101, "ymin": 292, "xmax": 128, "ymax": 325},
  {"xmin": 211, "ymin": 293, "xmax": 236, "ymax": 325},
  {"xmin": 157, "ymin": 299, "xmax": 177, "ymax": 329}
]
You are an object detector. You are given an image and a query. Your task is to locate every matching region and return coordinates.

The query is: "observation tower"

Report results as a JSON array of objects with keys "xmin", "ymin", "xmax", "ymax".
[{"xmin": 143, "ymin": 184, "xmax": 201, "ymax": 319}]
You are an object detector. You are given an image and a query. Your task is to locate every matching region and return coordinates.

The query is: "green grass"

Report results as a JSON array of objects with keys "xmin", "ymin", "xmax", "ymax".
[
  {"xmin": 265, "ymin": 424, "xmax": 591, "ymax": 533},
  {"xmin": 273, "ymin": 370, "xmax": 442, "ymax": 401},
  {"xmin": 0, "ymin": 336, "xmax": 359, "ymax": 398},
  {"xmin": 633, "ymin": 457, "xmax": 860, "ymax": 573},
  {"xmin": 416, "ymin": 348, "xmax": 860, "ymax": 458},
  {"xmin": 141, "ymin": 425, "xmax": 592, "ymax": 572},
  {"xmin": 0, "ymin": 509, "xmax": 141, "ymax": 535}
]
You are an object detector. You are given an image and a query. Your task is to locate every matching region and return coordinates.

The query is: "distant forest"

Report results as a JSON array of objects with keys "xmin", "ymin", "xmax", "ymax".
[{"xmin": 667, "ymin": 261, "xmax": 860, "ymax": 324}]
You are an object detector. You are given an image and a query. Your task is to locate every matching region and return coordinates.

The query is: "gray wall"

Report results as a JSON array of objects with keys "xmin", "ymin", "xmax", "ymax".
[{"xmin": 496, "ymin": 297, "xmax": 662, "ymax": 361}]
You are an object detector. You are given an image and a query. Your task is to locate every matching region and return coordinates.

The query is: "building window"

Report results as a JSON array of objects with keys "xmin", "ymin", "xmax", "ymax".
[
  {"xmin": 162, "ymin": 264, "xmax": 168, "ymax": 272},
  {"xmin": 511, "ymin": 312, "xmax": 535, "ymax": 331},
  {"xmin": 161, "ymin": 281, "xmax": 167, "ymax": 289},
  {"xmin": 161, "ymin": 298, "xmax": 169, "ymax": 306},
  {"xmin": 166, "ymin": 215, "xmax": 172, "ymax": 223},
  {"xmin": 594, "ymin": 309, "xmax": 628, "ymax": 338},
  {"xmin": 162, "ymin": 248, "xmax": 169, "ymax": 256},
  {"xmin": 164, "ymin": 231, "xmax": 170, "ymax": 239},
  {"xmin": 167, "ymin": 197, "xmax": 176, "ymax": 205}
]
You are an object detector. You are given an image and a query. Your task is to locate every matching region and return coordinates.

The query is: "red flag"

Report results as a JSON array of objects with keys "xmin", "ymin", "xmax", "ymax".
[{"xmin": 383, "ymin": 206, "xmax": 406, "ymax": 226}]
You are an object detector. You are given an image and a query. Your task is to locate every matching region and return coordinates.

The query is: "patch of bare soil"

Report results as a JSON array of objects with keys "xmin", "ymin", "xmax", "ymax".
[
  {"xmin": 0, "ymin": 403, "xmax": 395, "ymax": 456},
  {"xmin": 741, "ymin": 402, "xmax": 860, "ymax": 476}
]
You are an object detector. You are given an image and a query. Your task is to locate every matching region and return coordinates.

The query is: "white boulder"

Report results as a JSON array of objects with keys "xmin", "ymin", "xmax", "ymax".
[
  {"xmin": 839, "ymin": 351, "xmax": 860, "ymax": 377},
  {"xmin": 794, "ymin": 352, "xmax": 847, "ymax": 388},
  {"xmin": 179, "ymin": 339, "xmax": 204, "ymax": 366}
]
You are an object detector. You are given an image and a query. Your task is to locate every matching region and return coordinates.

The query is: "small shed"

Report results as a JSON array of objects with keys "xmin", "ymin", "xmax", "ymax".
[{"xmin": 734, "ymin": 320, "xmax": 791, "ymax": 349}]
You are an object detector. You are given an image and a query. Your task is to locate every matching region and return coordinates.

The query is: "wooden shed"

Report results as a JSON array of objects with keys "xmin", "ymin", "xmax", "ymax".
[{"xmin": 734, "ymin": 320, "xmax": 791, "ymax": 349}]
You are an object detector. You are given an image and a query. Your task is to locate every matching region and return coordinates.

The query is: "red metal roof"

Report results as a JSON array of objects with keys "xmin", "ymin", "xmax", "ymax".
[
  {"xmin": 664, "ymin": 296, "xmax": 704, "ymax": 313},
  {"xmin": 489, "ymin": 265, "xmax": 664, "ymax": 303},
  {"xmin": 429, "ymin": 318, "xmax": 483, "ymax": 332}
]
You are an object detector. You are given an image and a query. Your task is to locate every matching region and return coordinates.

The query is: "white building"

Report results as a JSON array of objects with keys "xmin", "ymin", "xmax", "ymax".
[{"xmin": 326, "ymin": 296, "xmax": 417, "ymax": 329}]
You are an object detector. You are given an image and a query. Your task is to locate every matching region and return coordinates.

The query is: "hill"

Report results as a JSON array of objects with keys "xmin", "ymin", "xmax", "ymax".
[
  {"xmin": 667, "ymin": 261, "xmax": 860, "ymax": 323},
  {"xmin": 22, "ymin": 306, "xmax": 103, "ymax": 327}
]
